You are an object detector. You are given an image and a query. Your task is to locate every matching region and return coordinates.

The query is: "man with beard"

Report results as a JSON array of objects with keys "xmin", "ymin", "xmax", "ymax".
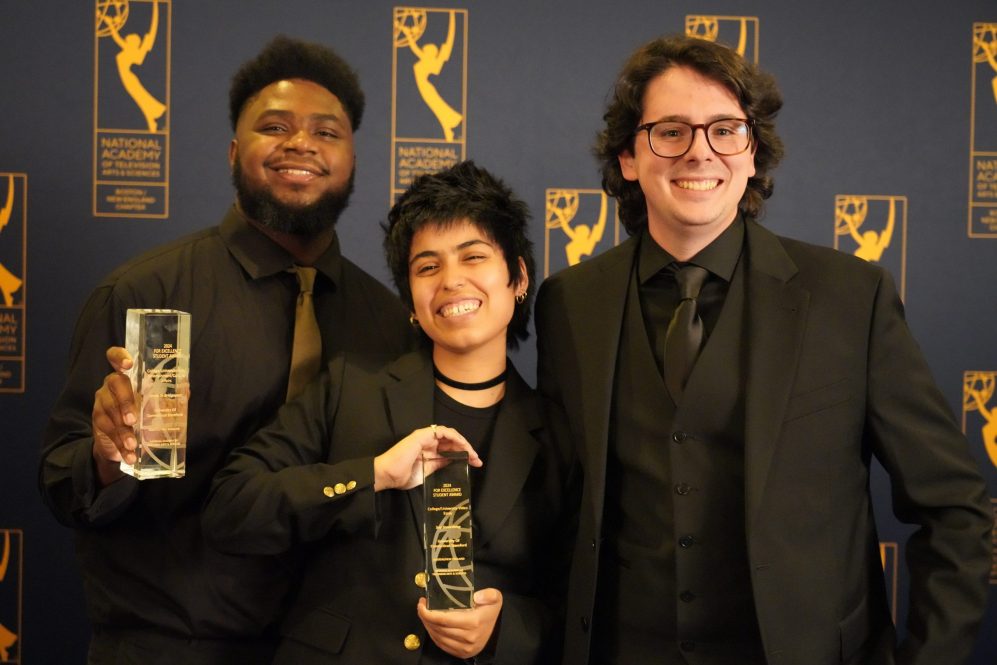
[{"xmin": 39, "ymin": 36, "xmax": 414, "ymax": 664}]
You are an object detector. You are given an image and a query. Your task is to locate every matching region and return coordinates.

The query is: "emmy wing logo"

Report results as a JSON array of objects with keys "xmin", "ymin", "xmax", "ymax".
[
  {"xmin": 970, "ymin": 23, "xmax": 997, "ymax": 236},
  {"xmin": 685, "ymin": 15, "xmax": 759, "ymax": 62},
  {"xmin": 963, "ymin": 371, "xmax": 997, "ymax": 472},
  {"xmin": 391, "ymin": 7, "xmax": 468, "ymax": 202},
  {"xmin": 0, "ymin": 530, "xmax": 22, "ymax": 664},
  {"xmin": 965, "ymin": 370, "xmax": 997, "ymax": 585},
  {"xmin": 544, "ymin": 189, "xmax": 620, "ymax": 277},
  {"xmin": 834, "ymin": 195, "xmax": 907, "ymax": 300},
  {"xmin": 94, "ymin": 0, "xmax": 171, "ymax": 218},
  {"xmin": 0, "ymin": 174, "xmax": 26, "ymax": 394}
]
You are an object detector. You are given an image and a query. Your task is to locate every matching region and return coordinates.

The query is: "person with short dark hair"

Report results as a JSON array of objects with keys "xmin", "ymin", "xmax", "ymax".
[
  {"xmin": 203, "ymin": 160, "xmax": 568, "ymax": 664},
  {"xmin": 383, "ymin": 160, "xmax": 536, "ymax": 349},
  {"xmin": 536, "ymin": 34, "xmax": 991, "ymax": 665},
  {"xmin": 40, "ymin": 35, "xmax": 414, "ymax": 664}
]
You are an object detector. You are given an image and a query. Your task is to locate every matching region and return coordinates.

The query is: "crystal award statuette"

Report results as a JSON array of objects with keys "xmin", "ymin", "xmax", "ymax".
[
  {"xmin": 423, "ymin": 451, "xmax": 474, "ymax": 609},
  {"xmin": 120, "ymin": 308, "xmax": 190, "ymax": 479}
]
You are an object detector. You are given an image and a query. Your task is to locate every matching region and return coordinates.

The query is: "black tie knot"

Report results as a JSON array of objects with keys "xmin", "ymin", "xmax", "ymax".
[{"xmin": 673, "ymin": 264, "xmax": 709, "ymax": 301}]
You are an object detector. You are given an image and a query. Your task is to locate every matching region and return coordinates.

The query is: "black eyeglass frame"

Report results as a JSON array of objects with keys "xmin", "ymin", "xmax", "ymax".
[{"xmin": 633, "ymin": 117, "xmax": 755, "ymax": 158}]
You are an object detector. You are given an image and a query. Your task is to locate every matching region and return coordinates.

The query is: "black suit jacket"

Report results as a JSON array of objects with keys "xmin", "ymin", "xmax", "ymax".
[
  {"xmin": 203, "ymin": 349, "xmax": 567, "ymax": 664},
  {"xmin": 536, "ymin": 220, "xmax": 992, "ymax": 665}
]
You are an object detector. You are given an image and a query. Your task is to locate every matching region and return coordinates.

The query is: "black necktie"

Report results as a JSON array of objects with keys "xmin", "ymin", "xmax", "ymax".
[{"xmin": 663, "ymin": 264, "xmax": 709, "ymax": 402}]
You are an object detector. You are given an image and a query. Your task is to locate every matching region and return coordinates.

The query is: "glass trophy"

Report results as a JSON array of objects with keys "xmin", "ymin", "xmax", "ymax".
[
  {"xmin": 423, "ymin": 451, "xmax": 474, "ymax": 609},
  {"xmin": 120, "ymin": 308, "xmax": 190, "ymax": 479}
]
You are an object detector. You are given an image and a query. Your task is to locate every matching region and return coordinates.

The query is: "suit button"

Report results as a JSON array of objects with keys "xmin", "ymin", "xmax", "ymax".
[
  {"xmin": 404, "ymin": 634, "xmax": 421, "ymax": 650},
  {"xmin": 680, "ymin": 640, "xmax": 696, "ymax": 651},
  {"xmin": 679, "ymin": 590, "xmax": 695, "ymax": 603},
  {"xmin": 322, "ymin": 486, "xmax": 334, "ymax": 497},
  {"xmin": 675, "ymin": 483, "xmax": 691, "ymax": 495},
  {"xmin": 414, "ymin": 571, "xmax": 427, "ymax": 588},
  {"xmin": 346, "ymin": 480, "xmax": 357, "ymax": 491},
  {"xmin": 334, "ymin": 482, "xmax": 347, "ymax": 495},
  {"xmin": 672, "ymin": 431, "xmax": 688, "ymax": 443},
  {"xmin": 678, "ymin": 535, "xmax": 695, "ymax": 549},
  {"xmin": 580, "ymin": 616, "xmax": 590, "ymax": 633}
]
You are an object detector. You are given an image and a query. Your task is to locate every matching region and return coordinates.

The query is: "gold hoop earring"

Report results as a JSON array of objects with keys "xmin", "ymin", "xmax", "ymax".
[
  {"xmin": 515, "ymin": 291, "xmax": 527, "ymax": 305},
  {"xmin": 409, "ymin": 313, "xmax": 419, "ymax": 327}
]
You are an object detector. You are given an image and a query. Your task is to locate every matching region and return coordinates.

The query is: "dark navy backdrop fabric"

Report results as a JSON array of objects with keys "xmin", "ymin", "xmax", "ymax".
[{"xmin": 0, "ymin": 1, "xmax": 994, "ymax": 662}]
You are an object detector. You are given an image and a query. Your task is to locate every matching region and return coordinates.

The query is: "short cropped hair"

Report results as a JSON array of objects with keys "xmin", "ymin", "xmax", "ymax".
[
  {"xmin": 229, "ymin": 35, "xmax": 364, "ymax": 131},
  {"xmin": 383, "ymin": 161, "xmax": 535, "ymax": 349},
  {"xmin": 596, "ymin": 35, "xmax": 784, "ymax": 233}
]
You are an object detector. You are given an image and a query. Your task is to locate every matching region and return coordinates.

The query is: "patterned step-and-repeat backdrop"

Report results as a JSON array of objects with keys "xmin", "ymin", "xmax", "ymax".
[{"xmin": 0, "ymin": 1, "xmax": 994, "ymax": 662}]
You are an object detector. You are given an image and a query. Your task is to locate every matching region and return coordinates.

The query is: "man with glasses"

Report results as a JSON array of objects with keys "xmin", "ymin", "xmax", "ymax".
[{"xmin": 536, "ymin": 35, "xmax": 991, "ymax": 665}]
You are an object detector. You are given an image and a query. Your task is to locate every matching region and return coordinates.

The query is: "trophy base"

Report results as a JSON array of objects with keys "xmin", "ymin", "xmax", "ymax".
[{"xmin": 119, "ymin": 444, "xmax": 186, "ymax": 480}]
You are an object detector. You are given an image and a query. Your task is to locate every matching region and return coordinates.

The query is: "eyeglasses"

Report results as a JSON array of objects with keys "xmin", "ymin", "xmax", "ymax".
[{"xmin": 634, "ymin": 118, "xmax": 753, "ymax": 158}]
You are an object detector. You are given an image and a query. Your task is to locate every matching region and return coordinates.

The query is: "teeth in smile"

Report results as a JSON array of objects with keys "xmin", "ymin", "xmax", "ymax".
[
  {"xmin": 279, "ymin": 168, "xmax": 314, "ymax": 176},
  {"xmin": 440, "ymin": 301, "xmax": 480, "ymax": 317},
  {"xmin": 676, "ymin": 180, "xmax": 719, "ymax": 191}
]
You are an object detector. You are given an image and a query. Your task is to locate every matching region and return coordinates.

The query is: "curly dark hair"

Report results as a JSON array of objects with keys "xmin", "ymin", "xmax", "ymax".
[
  {"xmin": 596, "ymin": 35, "xmax": 784, "ymax": 234},
  {"xmin": 383, "ymin": 161, "xmax": 535, "ymax": 350},
  {"xmin": 229, "ymin": 35, "xmax": 364, "ymax": 131}
]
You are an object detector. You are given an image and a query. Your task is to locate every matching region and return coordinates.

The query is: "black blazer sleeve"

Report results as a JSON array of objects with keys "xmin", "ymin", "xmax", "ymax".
[{"xmin": 203, "ymin": 356, "xmax": 378, "ymax": 555}]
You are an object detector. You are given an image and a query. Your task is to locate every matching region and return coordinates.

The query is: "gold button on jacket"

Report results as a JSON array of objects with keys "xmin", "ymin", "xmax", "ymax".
[{"xmin": 403, "ymin": 634, "xmax": 421, "ymax": 650}]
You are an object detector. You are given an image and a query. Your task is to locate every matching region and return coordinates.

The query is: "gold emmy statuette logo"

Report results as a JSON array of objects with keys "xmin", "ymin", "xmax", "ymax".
[
  {"xmin": 685, "ymin": 15, "xmax": 759, "ymax": 63},
  {"xmin": 391, "ymin": 7, "xmax": 468, "ymax": 201},
  {"xmin": 543, "ymin": 189, "xmax": 621, "ymax": 277},
  {"xmin": 94, "ymin": 0, "xmax": 171, "ymax": 218},
  {"xmin": 963, "ymin": 371, "xmax": 997, "ymax": 471},
  {"xmin": 970, "ymin": 23, "xmax": 997, "ymax": 236},
  {"xmin": 0, "ymin": 174, "xmax": 26, "ymax": 394},
  {"xmin": 0, "ymin": 530, "xmax": 22, "ymax": 663},
  {"xmin": 833, "ymin": 195, "xmax": 907, "ymax": 300},
  {"xmin": 879, "ymin": 542, "xmax": 898, "ymax": 622}
]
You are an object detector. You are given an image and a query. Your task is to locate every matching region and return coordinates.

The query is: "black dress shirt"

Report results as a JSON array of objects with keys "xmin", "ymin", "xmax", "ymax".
[{"xmin": 39, "ymin": 207, "xmax": 414, "ymax": 655}]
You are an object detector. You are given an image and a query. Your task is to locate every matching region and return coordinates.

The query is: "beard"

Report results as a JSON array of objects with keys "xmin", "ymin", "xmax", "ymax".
[{"xmin": 232, "ymin": 158, "xmax": 355, "ymax": 237}]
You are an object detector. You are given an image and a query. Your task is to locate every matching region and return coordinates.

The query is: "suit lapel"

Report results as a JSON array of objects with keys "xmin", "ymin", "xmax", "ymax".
[
  {"xmin": 742, "ymin": 222, "xmax": 809, "ymax": 531},
  {"xmin": 473, "ymin": 366, "xmax": 541, "ymax": 550},
  {"xmin": 570, "ymin": 237, "xmax": 639, "ymax": 513},
  {"xmin": 383, "ymin": 351, "xmax": 436, "ymax": 536},
  {"xmin": 384, "ymin": 350, "xmax": 435, "ymax": 438},
  {"xmin": 382, "ymin": 353, "xmax": 543, "ymax": 553}
]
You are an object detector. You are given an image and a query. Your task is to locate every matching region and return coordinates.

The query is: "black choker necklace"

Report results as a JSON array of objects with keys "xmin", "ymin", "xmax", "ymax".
[{"xmin": 434, "ymin": 365, "xmax": 507, "ymax": 391}]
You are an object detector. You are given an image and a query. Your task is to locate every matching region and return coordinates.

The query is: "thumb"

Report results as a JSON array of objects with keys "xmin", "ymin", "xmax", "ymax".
[
  {"xmin": 473, "ymin": 588, "xmax": 502, "ymax": 606},
  {"xmin": 107, "ymin": 346, "xmax": 133, "ymax": 372}
]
